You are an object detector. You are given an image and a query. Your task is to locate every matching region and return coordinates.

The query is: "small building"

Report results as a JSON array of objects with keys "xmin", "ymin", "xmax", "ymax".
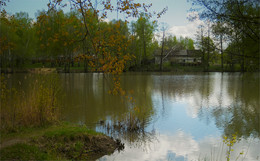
[{"xmin": 155, "ymin": 49, "xmax": 202, "ymax": 65}]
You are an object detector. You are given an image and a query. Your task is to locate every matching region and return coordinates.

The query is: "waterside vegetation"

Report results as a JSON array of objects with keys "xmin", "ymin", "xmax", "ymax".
[{"xmin": 0, "ymin": 123, "xmax": 124, "ymax": 160}]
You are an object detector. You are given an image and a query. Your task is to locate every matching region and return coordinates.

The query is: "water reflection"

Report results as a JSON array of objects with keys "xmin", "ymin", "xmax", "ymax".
[
  {"xmin": 7, "ymin": 72, "xmax": 260, "ymax": 160},
  {"xmin": 151, "ymin": 73, "xmax": 259, "ymax": 139},
  {"xmin": 60, "ymin": 73, "xmax": 130, "ymax": 126},
  {"xmin": 97, "ymin": 121, "xmax": 157, "ymax": 150},
  {"xmin": 100, "ymin": 130, "xmax": 260, "ymax": 161},
  {"xmin": 211, "ymin": 104, "xmax": 260, "ymax": 139}
]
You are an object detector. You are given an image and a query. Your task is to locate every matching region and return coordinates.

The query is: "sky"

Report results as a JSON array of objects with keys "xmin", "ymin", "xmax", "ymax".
[{"xmin": 4, "ymin": 0, "xmax": 204, "ymax": 39}]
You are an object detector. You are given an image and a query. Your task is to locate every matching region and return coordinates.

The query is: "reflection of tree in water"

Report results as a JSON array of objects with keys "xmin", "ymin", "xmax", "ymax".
[
  {"xmin": 212, "ymin": 104, "xmax": 259, "ymax": 139},
  {"xmin": 161, "ymin": 72, "xmax": 260, "ymax": 139},
  {"xmin": 96, "ymin": 73, "xmax": 157, "ymax": 150},
  {"xmin": 98, "ymin": 120, "xmax": 158, "ymax": 151},
  {"xmin": 197, "ymin": 73, "xmax": 213, "ymax": 126},
  {"xmin": 60, "ymin": 73, "xmax": 156, "ymax": 127},
  {"xmin": 60, "ymin": 73, "xmax": 129, "ymax": 124},
  {"xmin": 210, "ymin": 73, "xmax": 259, "ymax": 139}
]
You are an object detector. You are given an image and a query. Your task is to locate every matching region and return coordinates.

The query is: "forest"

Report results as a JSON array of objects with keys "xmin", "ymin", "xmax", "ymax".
[
  {"xmin": 0, "ymin": 2, "xmax": 194, "ymax": 73},
  {"xmin": 1, "ymin": 0, "xmax": 258, "ymax": 73}
]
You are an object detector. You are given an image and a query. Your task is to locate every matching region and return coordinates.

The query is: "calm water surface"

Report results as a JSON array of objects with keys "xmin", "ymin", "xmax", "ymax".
[{"xmin": 9, "ymin": 72, "xmax": 260, "ymax": 161}]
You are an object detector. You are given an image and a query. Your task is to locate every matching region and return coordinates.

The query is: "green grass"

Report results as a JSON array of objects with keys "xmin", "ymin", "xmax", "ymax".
[
  {"xmin": 208, "ymin": 64, "xmax": 241, "ymax": 72},
  {"xmin": 4, "ymin": 61, "xmax": 258, "ymax": 73},
  {"xmin": 43, "ymin": 123, "xmax": 102, "ymax": 138},
  {"xmin": 208, "ymin": 65, "xmax": 222, "ymax": 71},
  {"xmin": 24, "ymin": 62, "xmax": 47, "ymax": 68},
  {"xmin": 70, "ymin": 65, "xmax": 85, "ymax": 70},
  {"xmin": 0, "ymin": 123, "xmax": 105, "ymax": 160},
  {"xmin": 163, "ymin": 63, "xmax": 204, "ymax": 72},
  {"xmin": 0, "ymin": 143, "xmax": 51, "ymax": 160},
  {"xmin": 1, "ymin": 125, "xmax": 51, "ymax": 143},
  {"xmin": 1, "ymin": 123, "xmax": 101, "ymax": 143}
]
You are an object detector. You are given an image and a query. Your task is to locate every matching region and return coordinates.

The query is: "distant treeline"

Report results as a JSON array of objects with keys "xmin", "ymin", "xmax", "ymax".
[{"xmin": 1, "ymin": 0, "xmax": 259, "ymax": 72}]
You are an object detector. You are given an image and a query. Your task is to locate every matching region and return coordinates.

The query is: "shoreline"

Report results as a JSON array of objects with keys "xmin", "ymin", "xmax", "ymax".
[
  {"xmin": 1, "ymin": 67, "xmax": 256, "ymax": 74},
  {"xmin": 0, "ymin": 123, "xmax": 124, "ymax": 160}
]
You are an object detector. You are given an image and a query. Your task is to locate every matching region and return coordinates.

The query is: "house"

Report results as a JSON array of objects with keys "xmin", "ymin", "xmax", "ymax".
[{"xmin": 155, "ymin": 49, "xmax": 202, "ymax": 65}]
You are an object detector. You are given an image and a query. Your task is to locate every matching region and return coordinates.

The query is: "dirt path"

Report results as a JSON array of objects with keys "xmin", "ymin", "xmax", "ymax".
[
  {"xmin": 0, "ymin": 126, "xmax": 54, "ymax": 150},
  {"xmin": 0, "ymin": 139, "xmax": 27, "ymax": 150}
]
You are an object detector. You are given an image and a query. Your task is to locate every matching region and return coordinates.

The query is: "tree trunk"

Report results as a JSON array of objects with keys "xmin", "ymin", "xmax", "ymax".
[
  {"xmin": 207, "ymin": 27, "xmax": 210, "ymax": 72},
  {"xmin": 142, "ymin": 26, "xmax": 146, "ymax": 63},
  {"xmin": 241, "ymin": 49, "xmax": 245, "ymax": 72},
  {"xmin": 220, "ymin": 35, "xmax": 223, "ymax": 72},
  {"xmin": 160, "ymin": 30, "xmax": 165, "ymax": 71},
  {"xmin": 68, "ymin": 56, "xmax": 71, "ymax": 73},
  {"xmin": 84, "ymin": 59, "xmax": 88, "ymax": 73}
]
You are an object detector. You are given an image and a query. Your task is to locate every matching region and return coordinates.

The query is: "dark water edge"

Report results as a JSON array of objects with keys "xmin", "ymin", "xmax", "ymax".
[
  {"xmin": 0, "ymin": 62, "xmax": 260, "ymax": 74},
  {"xmin": 1, "ymin": 66, "xmax": 258, "ymax": 74}
]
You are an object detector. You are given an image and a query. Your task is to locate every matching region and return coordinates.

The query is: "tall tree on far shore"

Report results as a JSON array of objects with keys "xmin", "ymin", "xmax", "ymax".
[
  {"xmin": 133, "ymin": 13, "xmax": 157, "ymax": 66},
  {"xmin": 212, "ymin": 22, "xmax": 228, "ymax": 72},
  {"xmin": 196, "ymin": 24, "xmax": 216, "ymax": 71}
]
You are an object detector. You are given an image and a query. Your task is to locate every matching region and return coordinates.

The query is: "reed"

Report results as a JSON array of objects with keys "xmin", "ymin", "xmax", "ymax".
[{"xmin": 0, "ymin": 74, "xmax": 62, "ymax": 132}]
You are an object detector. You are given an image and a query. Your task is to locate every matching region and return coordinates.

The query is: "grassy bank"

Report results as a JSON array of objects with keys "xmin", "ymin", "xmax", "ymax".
[
  {"xmin": 0, "ymin": 123, "xmax": 122, "ymax": 160},
  {"xmin": 153, "ymin": 63, "xmax": 246, "ymax": 72},
  {"xmin": 1, "ymin": 61, "xmax": 253, "ymax": 73},
  {"xmin": 0, "ymin": 73, "xmax": 123, "ymax": 160}
]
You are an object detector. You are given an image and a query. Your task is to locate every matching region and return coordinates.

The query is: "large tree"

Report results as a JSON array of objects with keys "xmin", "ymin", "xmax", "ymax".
[
  {"xmin": 189, "ymin": 0, "xmax": 260, "ymax": 71},
  {"xmin": 211, "ymin": 22, "xmax": 228, "ymax": 72},
  {"xmin": 196, "ymin": 24, "xmax": 216, "ymax": 71},
  {"xmin": 131, "ymin": 13, "xmax": 157, "ymax": 67}
]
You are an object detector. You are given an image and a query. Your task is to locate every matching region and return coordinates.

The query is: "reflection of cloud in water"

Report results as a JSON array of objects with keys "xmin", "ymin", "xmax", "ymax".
[
  {"xmin": 100, "ymin": 130, "xmax": 260, "ymax": 161},
  {"xmin": 152, "ymin": 73, "xmax": 234, "ymax": 119},
  {"xmin": 184, "ymin": 80, "xmax": 232, "ymax": 119},
  {"xmin": 100, "ymin": 130, "xmax": 198, "ymax": 161},
  {"xmin": 163, "ymin": 131, "xmax": 199, "ymax": 157}
]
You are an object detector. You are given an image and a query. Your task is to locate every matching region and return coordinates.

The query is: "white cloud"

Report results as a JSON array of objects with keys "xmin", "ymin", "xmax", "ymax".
[{"xmin": 168, "ymin": 12, "xmax": 204, "ymax": 39}]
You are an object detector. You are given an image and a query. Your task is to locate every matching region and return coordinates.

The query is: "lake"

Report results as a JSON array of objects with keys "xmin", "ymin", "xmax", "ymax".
[{"xmin": 7, "ymin": 72, "xmax": 260, "ymax": 161}]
